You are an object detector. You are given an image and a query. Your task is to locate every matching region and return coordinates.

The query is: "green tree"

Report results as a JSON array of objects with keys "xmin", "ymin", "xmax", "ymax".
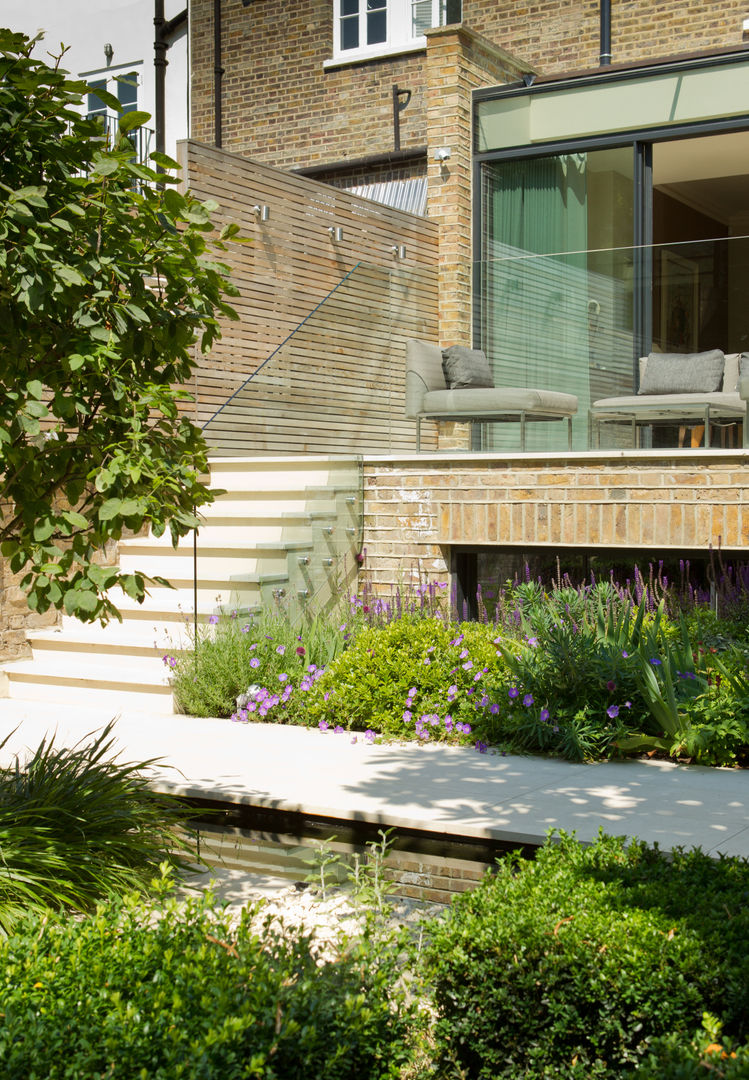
[{"xmin": 0, "ymin": 29, "xmax": 239, "ymax": 622}]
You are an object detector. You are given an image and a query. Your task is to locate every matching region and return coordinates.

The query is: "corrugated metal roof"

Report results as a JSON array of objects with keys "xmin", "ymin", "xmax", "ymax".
[{"xmin": 342, "ymin": 177, "xmax": 428, "ymax": 217}]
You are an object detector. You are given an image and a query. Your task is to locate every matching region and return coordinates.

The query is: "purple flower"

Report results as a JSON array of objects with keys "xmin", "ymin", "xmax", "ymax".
[
  {"xmin": 249, "ymin": 657, "xmax": 260, "ymax": 668},
  {"xmin": 278, "ymin": 672, "xmax": 288, "ymax": 682},
  {"xmin": 508, "ymin": 687, "xmax": 520, "ymax": 700},
  {"xmin": 523, "ymin": 694, "xmax": 534, "ymax": 707},
  {"xmin": 209, "ymin": 614, "xmax": 219, "ymax": 625},
  {"xmin": 650, "ymin": 657, "xmax": 662, "ymax": 666},
  {"xmin": 490, "ymin": 703, "xmax": 499, "ymax": 715},
  {"xmin": 462, "ymin": 660, "xmax": 474, "ymax": 671},
  {"xmin": 162, "ymin": 655, "xmax": 177, "ymax": 669},
  {"xmin": 473, "ymin": 672, "xmax": 482, "ymax": 682},
  {"xmin": 364, "ymin": 729, "xmax": 376, "ymax": 743},
  {"xmin": 607, "ymin": 704, "xmax": 620, "ymax": 719},
  {"xmin": 459, "ymin": 649, "xmax": 469, "ymax": 659},
  {"xmin": 540, "ymin": 708, "xmax": 550, "ymax": 722},
  {"xmin": 334, "ymin": 725, "xmax": 344, "ymax": 733},
  {"xmin": 403, "ymin": 710, "xmax": 412, "ymax": 722},
  {"xmin": 276, "ymin": 645, "xmax": 286, "ymax": 656},
  {"xmin": 318, "ymin": 720, "xmax": 329, "ymax": 731},
  {"xmin": 622, "ymin": 650, "xmax": 629, "ymax": 658},
  {"xmin": 241, "ymin": 625, "xmax": 251, "ymax": 634},
  {"xmin": 475, "ymin": 740, "xmax": 488, "ymax": 754},
  {"xmin": 526, "ymin": 636, "xmax": 539, "ymax": 648}
]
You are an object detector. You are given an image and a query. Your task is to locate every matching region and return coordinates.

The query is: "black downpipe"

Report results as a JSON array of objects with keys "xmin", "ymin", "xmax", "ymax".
[
  {"xmin": 600, "ymin": 0, "xmax": 612, "ymax": 66},
  {"xmin": 154, "ymin": 0, "xmax": 167, "ymax": 159},
  {"xmin": 214, "ymin": 0, "xmax": 223, "ymax": 148}
]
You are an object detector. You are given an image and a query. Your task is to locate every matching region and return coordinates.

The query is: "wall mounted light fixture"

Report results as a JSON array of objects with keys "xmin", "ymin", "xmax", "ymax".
[
  {"xmin": 391, "ymin": 244, "xmax": 407, "ymax": 259},
  {"xmin": 253, "ymin": 204, "xmax": 270, "ymax": 221},
  {"xmin": 104, "ymin": 42, "xmax": 114, "ymax": 64},
  {"xmin": 328, "ymin": 226, "xmax": 344, "ymax": 242},
  {"xmin": 433, "ymin": 146, "xmax": 451, "ymax": 162}
]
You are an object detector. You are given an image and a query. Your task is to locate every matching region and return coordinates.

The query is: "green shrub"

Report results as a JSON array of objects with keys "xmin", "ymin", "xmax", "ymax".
[
  {"xmin": 304, "ymin": 618, "xmax": 507, "ymax": 740},
  {"xmin": 0, "ymin": 876, "xmax": 415, "ymax": 1080},
  {"xmin": 421, "ymin": 832, "xmax": 749, "ymax": 1079},
  {"xmin": 0, "ymin": 723, "xmax": 193, "ymax": 935},
  {"xmin": 171, "ymin": 608, "xmax": 349, "ymax": 718}
]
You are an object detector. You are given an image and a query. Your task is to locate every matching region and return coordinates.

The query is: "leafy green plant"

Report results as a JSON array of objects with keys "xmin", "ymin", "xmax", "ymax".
[
  {"xmin": 348, "ymin": 829, "xmax": 398, "ymax": 913},
  {"xmin": 617, "ymin": 604, "xmax": 706, "ymax": 755},
  {"xmin": 0, "ymin": 722, "xmax": 194, "ymax": 934},
  {"xmin": 421, "ymin": 831, "xmax": 749, "ymax": 1079},
  {"xmin": 638, "ymin": 1013, "xmax": 749, "ymax": 1078},
  {"xmin": 0, "ymin": 870, "xmax": 417, "ymax": 1079},
  {"xmin": 0, "ymin": 30, "xmax": 240, "ymax": 622},
  {"xmin": 302, "ymin": 835, "xmax": 345, "ymax": 900}
]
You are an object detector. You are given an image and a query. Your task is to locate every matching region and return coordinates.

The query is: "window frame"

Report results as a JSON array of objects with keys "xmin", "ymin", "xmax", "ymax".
[{"xmin": 326, "ymin": 0, "xmax": 459, "ymax": 68}]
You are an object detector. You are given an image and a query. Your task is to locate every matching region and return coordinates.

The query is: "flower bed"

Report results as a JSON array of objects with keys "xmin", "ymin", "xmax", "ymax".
[{"xmin": 166, "ymin": 566, "xmax": 749, "ymax": 765}]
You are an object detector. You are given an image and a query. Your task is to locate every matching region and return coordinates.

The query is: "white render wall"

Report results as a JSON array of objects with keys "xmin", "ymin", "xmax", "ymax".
[{"xmin": 3, "ymin": 0, "xmax": 188, "ymax": 160}]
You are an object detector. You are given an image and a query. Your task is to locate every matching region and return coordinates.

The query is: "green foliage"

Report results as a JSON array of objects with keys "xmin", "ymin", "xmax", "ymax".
[
  {"xmin": 170, "ymin": 607, "xmax": 349, "ymax": 718},
  {"xmin": 0, "ymin": 874, "xmax": 416, "ymax": 1079},
  {"xmin": 421, "ymin": 832, "xmax": 749, "ymax": 1079},
  {"xmin": 639, "ymin": 1014, "xmax": 749, "ymax": 1078},
  {"xmin": 303, "ymin": 618, "xmax": 502, "ymax": 738},
  {"xmin": 0, "ymin": 721, "xmax": 193, "ymax": 934},
  {"xmin": 0, "ymin": 30, "xmax": 240, "ymax": 621}
]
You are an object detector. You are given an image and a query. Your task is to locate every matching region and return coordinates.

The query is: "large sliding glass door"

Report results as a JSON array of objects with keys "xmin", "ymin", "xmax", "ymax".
[{"xmin": 478, "ymin": 147, "xmax": 634, "ymax": 449}]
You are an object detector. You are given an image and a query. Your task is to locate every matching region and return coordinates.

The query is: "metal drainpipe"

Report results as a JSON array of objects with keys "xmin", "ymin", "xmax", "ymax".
[
  {"xmin": 154, "ymin": 0, "xmax": 167, "ymax": 160},
  {"xmin": 600, "ymin": 0, "xmax": 612, "ymax": 65},
  {"xmin": 214, "ymin": 0, "xmax": 223, "ymax": 147}
]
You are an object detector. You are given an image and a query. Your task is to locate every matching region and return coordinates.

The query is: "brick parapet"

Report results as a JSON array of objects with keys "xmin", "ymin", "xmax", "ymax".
[{"xmin": 360, "ymin": 450, "xmax": 749, "ymax": 592}]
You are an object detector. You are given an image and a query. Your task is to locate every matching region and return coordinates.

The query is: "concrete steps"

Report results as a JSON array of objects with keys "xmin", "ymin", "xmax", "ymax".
[{"xmin": 1, "ymin": 456, "xmax": 361, "ymax": 714}]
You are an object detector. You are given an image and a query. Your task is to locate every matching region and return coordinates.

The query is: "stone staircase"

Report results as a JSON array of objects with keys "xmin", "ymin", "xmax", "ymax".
[{"xmin": 0, "ymin": 456, "xmax": 362, "ymax": 714}]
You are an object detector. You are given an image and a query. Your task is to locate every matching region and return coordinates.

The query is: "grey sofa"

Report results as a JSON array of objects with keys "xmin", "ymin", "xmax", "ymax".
[
  {"xmin": 589, "ymin": 350, "xmax": 749, "ymax": 448},
  {"xmin": 405, "ymin": 339, "xmax": 578, "ymax": 451}
]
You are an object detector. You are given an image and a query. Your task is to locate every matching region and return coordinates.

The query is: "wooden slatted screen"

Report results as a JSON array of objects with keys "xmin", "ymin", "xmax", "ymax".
[{"xmin": 178, "ymin": 141, "xmax": 439, "ymax": 454}]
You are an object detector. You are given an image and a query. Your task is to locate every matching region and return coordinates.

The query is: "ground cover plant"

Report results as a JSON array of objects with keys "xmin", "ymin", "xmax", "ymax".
[
  {"xmin": 0, "ymin": 868, "xmax": 417, "ymax": 1080},
  {"xmin": 167, "ymin": 562, "xmax": 749, "ymax": 765},
  {"xmin": 0, "ymin": 722, "xmax": 193, "ymax": 935}
]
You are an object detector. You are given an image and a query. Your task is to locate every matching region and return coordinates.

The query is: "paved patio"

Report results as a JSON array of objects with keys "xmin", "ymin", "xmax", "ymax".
[{"xmin": 2, "ymin": 699, "xmax": 748, "ymax": 858}]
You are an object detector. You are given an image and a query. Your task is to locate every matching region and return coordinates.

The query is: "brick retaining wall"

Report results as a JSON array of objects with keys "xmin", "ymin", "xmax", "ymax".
[{"xmin": 361, "ymin": 450, "xmax": 749, "ymax": 591}]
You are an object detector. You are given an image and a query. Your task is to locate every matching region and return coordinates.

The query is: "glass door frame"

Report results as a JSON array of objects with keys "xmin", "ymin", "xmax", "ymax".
[{"xmin": 472, "ymin": 114, "xmax": 749, "ymax": 371}]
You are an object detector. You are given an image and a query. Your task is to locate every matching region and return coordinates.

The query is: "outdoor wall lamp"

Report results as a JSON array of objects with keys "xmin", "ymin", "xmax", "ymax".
[
  {"xmin": 391, "ymin": 244, "xmax": 407, "ymax": 259},
  {"xmin": 104, "ymin": 42, "xmax": 114, "ymax": 65},
  {"xmin": 433, "ymin": 146, "xmax": 451, "ymax": 161},
  {"xmin": 253, "ymin": 204, "xmax": 270, "ymax": 221},
  {"xmin": 328, "ymin": 226, "xmax": 344, "ymax": 242}
]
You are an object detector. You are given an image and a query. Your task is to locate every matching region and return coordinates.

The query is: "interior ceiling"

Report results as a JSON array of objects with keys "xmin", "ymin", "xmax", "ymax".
[{"xmin": 653, "ymin": 131, "xmax": 749, "ymax": 225}]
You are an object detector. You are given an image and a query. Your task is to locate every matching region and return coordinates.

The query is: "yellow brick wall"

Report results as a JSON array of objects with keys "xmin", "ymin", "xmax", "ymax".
[
  {"xmin": 361, "ymin": 451, "xmax": 749, "ymax": 592},
  {"xmin": 190, "ymin": 0, "xmax": 749, "ymax": 170}
]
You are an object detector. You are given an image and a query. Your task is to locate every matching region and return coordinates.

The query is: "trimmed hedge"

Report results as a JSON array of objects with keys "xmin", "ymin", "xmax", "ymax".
[
  {"xmin": 422, "ymin": 832, "xmax": 749, "ymax": 1079},
  {"xmin": 0, "ymin": 880, "xmax": 415, "ymax": 1080}
]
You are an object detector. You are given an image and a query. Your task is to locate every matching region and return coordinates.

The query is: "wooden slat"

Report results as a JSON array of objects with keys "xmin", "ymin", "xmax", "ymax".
[{"xmin": 177, "ymin": 141, "xmax": 439, "ymax": 454}]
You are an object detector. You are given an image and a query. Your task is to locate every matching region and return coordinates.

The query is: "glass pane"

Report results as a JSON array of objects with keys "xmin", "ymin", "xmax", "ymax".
[
  {"xmin": 342, "ymin": 0, "xmax": 358, "ymax": 13},
  {"xmin": 341, "ymin": 14, "xmax": 359, "ymax": 50},
  {"xmin": 412, "ymin": 0, "xmax": 432, "ymax": 36},
  {"xmin": 478, "ymin": 146, "xmax": 635, "ymax": 450},
  {"xmin": 367, "ymin": 8, "xmax": 387, "ymax": 44},
  {"xmin": 87, "ymin": 78, "xmax": 107, "ymax": 118},
  {"xmin": 441, "ymin": 0, "xmax": 461, "ymax": 24},
  {"xmin": 116, "ymin": 72, "xmax": 138, "ymax": 111}
]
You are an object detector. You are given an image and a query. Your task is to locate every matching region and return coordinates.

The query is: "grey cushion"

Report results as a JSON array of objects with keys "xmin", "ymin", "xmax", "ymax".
[
  {"xmin": 638, "ymin": 350, "xmax": 724, "ymax": 395},
  {"xmin": 441, "ymin": 346, "xmax": 494, "ymax": 390},
  {"xmin": 422, "ymin": 386, "xmax": 577, "ymax": 418}
]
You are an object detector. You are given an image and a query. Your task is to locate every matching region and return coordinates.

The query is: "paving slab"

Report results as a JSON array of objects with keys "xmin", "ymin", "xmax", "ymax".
[{"xmin": 1, "ymin": 699, "xmax": 747, "ymax": 858}]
